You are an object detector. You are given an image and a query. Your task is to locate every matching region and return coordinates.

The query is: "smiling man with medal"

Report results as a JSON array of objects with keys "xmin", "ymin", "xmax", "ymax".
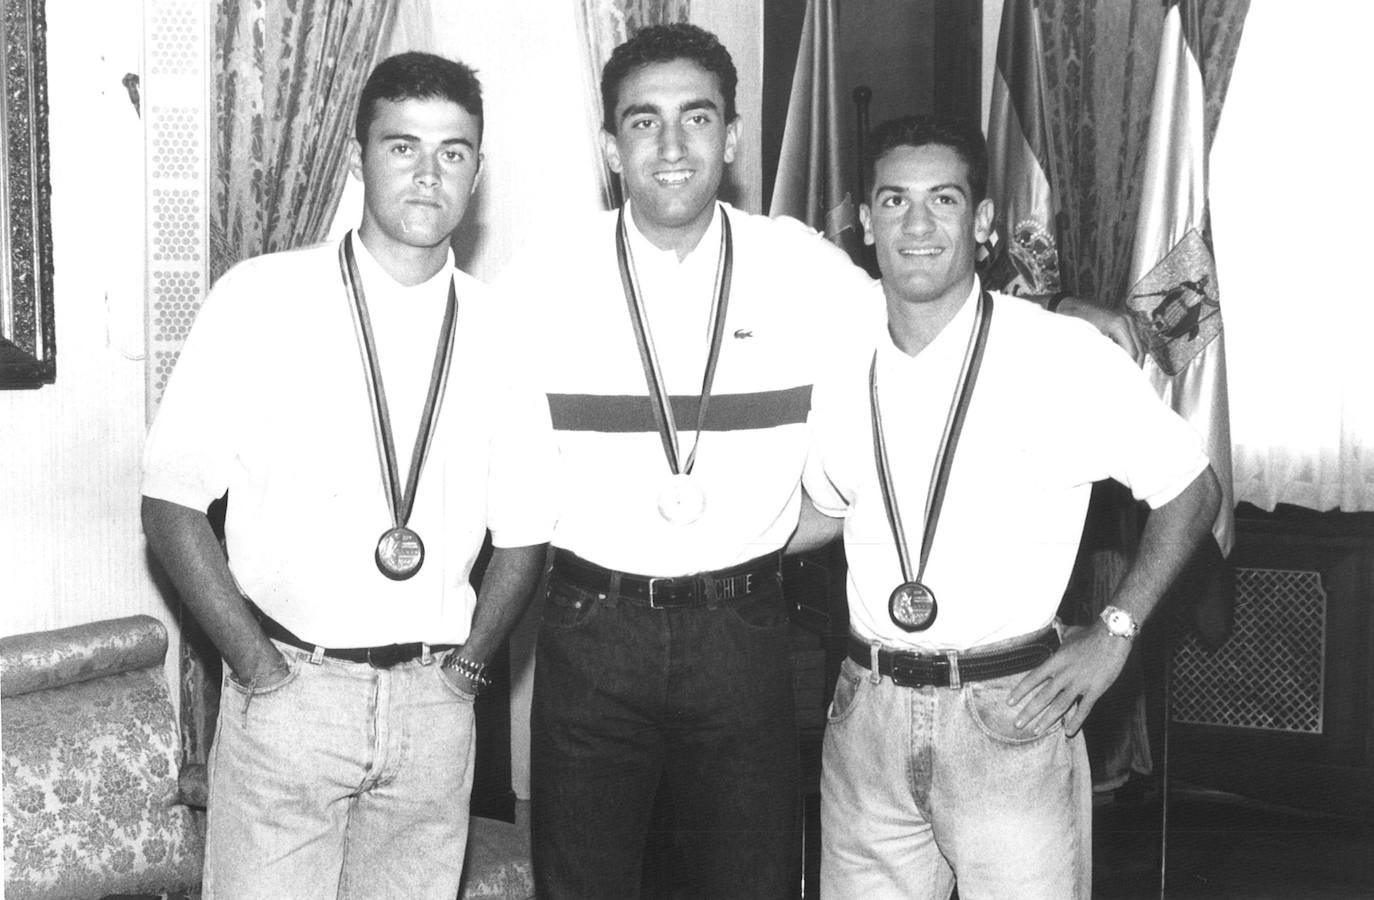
[
  {"xmin": 493, "ymin": 24, "xmax": 895, "ymax": 899},
  {"xmin": 801, "ymin": 116, "xmax": 1222, "ymax": 898},
  {"xmin": 141, "ymin": 54, "xmax": 556, "ymax": 899}
]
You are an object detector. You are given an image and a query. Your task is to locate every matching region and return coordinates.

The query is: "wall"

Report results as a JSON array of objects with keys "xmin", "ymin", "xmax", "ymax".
[{"xmin": 0, "ymin": 2, "xmax": 177, "ymax": 659}]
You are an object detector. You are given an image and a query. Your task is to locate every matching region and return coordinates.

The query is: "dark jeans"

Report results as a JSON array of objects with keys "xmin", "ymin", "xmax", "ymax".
[{"xmin": 531, "ymin": 564, "xmax": 800, "ymax": 899}]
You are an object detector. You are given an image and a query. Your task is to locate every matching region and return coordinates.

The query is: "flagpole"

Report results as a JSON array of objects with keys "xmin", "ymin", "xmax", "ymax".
[{"xmin": 853, "ymin": 85, "xmax": 871, "ymax": 199}]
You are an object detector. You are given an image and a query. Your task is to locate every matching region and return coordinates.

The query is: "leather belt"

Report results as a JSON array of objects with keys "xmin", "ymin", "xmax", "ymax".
[
  {"xmin": 253, "ymin": 607, "xmax": 456, "ymax": 668},
  {"xmin": 847, "ymin": 628, "xmax": 1059, "ymax": 688},
  {"xmin": 550, "ymin": 548, "xmax": 781, "ymax": 610}
]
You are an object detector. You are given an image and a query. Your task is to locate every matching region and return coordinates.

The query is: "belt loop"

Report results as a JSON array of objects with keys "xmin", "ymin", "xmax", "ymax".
[
  {"xmin": 945, "ymin": 649, "xmax": 961, "ymax": 689},
  {"xmin": 309, "ymin": 645, "xmax": 325, "ymax": 666},
  {"xmin": 606, "ymin": 571, "xmax": 621, "ymax": 608},
  {"xmin": 868, "ymin": 640, "xmax": 882, "ymax": 685},
  {"xmin": 703, "ymin": 573, "xmax": 720, "ymax": 610},
  {"xmin": 421, "ymin": 644, "xmax": 434, "ymax": 666}
]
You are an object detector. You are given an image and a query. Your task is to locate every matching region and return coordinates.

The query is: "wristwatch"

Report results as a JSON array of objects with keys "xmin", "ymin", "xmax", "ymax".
[{"xmin": 1099, "ymin": 605, "xmax": 1141, "ymax": 640}]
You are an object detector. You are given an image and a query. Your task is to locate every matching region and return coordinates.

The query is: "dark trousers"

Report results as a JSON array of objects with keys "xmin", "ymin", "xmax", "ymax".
[{"xmin": 531, "ymin": 566, "xmax": 800, "ymax": 899}]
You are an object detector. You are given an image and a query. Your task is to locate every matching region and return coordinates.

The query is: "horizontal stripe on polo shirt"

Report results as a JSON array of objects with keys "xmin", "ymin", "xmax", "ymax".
[{"xmin": 548, "ymin": 385, "xmax": 811, "ymax": 433}]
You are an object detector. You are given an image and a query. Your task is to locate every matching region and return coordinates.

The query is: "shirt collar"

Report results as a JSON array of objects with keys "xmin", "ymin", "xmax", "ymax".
[
  {"xmin": 348, "ymin": 229, "xmax": 454, "ymax": 297},
  {"xmin": 621, "ymin": 199, "xmax": 724, "ymax": 269},
  {"xmin": 878, "ymin": 276, "xmax": 983, "ymax": 370}
]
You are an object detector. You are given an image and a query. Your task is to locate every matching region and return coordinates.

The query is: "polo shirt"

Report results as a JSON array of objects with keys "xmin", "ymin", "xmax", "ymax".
[
  {"xmin": 803, "ymin": 280, "xmax": 1209, "ymax": 650},
  {"xmin": 498, "ymin": 202, "xmax": 877, "ymax": 576},
  {"xmin": 142, "ymin": 233, "xmax": 558, "ymax": 647}
]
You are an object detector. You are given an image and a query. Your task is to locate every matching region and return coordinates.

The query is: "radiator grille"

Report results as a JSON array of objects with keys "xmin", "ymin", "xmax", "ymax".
[{"xmin": 1171, "ymin": 567, "xmax": 1326, "ymax": 734}]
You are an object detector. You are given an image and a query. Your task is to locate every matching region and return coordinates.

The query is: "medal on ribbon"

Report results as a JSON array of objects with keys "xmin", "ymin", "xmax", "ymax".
[
  {"xmin": 870, "ymin": 292, "xmax": 993, "ymax": 631},
  {"xmin": 615, "ymin": 206, "xmax": 733, "ymax": 526},
  {"xmin": 339, "ymin": 233, "xmax": 459, "ymax": 580}
]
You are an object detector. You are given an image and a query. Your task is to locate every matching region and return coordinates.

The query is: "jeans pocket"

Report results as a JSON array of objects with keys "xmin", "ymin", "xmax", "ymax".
[
  {"xmin": 541, "ymin": 578, "xmax": 604, "ymax": 630},
  {"xmin": 963, "ymin": 677, "xmax": 1063, "ymax": 745},
  {"xmin": 723, "ymin": 578, "xmax": 789, "ymax": 630},
  {"xmin": 827, "ymin": 658, "xmax": 868, "ymax": 725},
  {"xmin": 225, "ymin": 658, "xmax": 299, "ymax": 697},
  {"xmin": 435, "ymin": 661, "xmax": 479, "ymax": 703}
]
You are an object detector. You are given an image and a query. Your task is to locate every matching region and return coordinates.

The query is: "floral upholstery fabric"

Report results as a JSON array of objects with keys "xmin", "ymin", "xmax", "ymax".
[
  {"xmin": 460, "ymin": 816, "xmax": 534, "ymax": 900},
  {"xmin": 2, "ymin": 616, "xmax": 202, "ymax": 900}
]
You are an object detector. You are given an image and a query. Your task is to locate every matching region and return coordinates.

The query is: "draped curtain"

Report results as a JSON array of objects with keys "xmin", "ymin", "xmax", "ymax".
[
  {"xmin": 1034, "ymin": 0, "xmax": 1249, "ymax": 788},
  {"xmin": 1037, "ymin": 0, "xmax": 1248, "ymax": 309},
  {"xmin": 768, "ymin": 0, "xmax": 860, "ymax": 260},
  {"xmin": 182, "ymin": 0, "xmax": 397, "ymax": 772},
  {"xmin": 212, "ymin": 0, "xmax": 397, "ymax": 279}
]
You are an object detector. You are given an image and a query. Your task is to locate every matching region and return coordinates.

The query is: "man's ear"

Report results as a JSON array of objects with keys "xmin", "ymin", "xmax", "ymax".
[
  {"xmin": 348, "ymin": 138, "xmax": 365, "ymax": 181},
  {"xmin": 859, "ymin": 203, "xmax": 875, "ymax": 247},
  {"xmin": 973, "ymin": 198, "xmax": 995, "ymax": 244},
  {"xmin": 472, "ymin": 153, "xmax": 485, "ymax": 194},
  {"xmin": 723, "ymin": 116, "xmax": 741, "ymax": 164},
  {"xmin": 601, "ymin": 129, "xmax": 623, "ymax": 174}
]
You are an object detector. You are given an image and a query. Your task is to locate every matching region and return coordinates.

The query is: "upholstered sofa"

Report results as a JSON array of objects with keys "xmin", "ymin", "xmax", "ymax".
[{"xmin": 1, "ymin": 614, "xmax": 203, "ymax": 899}]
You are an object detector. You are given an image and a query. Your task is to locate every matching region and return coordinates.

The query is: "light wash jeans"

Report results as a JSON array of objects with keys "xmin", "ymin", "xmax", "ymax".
[
  {"xmin": 203, "ymin": 639, "xmax": 477, "ymax": 900},
  {"xmin": 820, "ymin": 639, "xmax": 1092, "ymax": 900}
]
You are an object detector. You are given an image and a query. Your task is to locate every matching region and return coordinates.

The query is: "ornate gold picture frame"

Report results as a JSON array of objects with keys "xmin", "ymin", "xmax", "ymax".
[{"xmin": 0, "ymin": 0, "xmax": 55, "ymax": 388}]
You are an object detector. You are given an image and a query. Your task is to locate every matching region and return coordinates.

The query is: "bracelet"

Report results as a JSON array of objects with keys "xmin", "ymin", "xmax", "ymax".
[
  {"xmin": 443, "ymin": 653, "xmax": 491, "ymax": 693},
  {"xmin": 1046, "ymin": 291, "xmax": 1070, "ymax": 313}
]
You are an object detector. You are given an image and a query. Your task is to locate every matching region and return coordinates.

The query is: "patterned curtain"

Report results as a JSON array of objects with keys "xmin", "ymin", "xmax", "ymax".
[
  {"xmin": 1036, "ymin": 0, "xmax": 1249, "ymax": 788},
  {"xmin": 212, "ymin": 0, "xmax": 397, "ymax": 279},
  {"xmin": 575, "ymin": 0, "xmax": 690, "ymax": 210},
  {"xmin": 181, "ymin": 0, "xmax": 397, "ymax": 777}
]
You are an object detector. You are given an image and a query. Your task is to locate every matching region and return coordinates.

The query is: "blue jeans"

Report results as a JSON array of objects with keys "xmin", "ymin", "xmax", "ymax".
[
  {"xmin": 203, "ymin": 640, "xmax": 477, "ymax": 899},
  {"xmin": 821, "ymin": 643, "xmax": 1092, "ymax": 899},
  {"xmin": 530, "ymin": 567, "xmax": 800, "ymax": 899}
]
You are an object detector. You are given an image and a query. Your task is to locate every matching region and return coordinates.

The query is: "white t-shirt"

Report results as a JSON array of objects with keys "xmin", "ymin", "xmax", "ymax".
[
  {"xmin": 142, "ymin": 234, "xmax": 558, "ymax": 646},
  {"xmin": 497, "ymin": 202, "xmax": 878, "ymax": 576},
  {"xmin": 804, "ymin": 280, "xmax": 1209, "ymax": 650}
]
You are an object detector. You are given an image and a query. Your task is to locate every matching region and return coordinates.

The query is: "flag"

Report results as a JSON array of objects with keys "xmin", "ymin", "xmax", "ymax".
[
  {"xmin": 769, "ymin": 0, "xmax": 859, "ymax": 257},
  {"xmin": 984, "ymin": 0, "xmax": 1061, "ymax": 297},
  {"xmin": 1127, "ymin": 0, "xmax": 1235, "ymax": 557}
]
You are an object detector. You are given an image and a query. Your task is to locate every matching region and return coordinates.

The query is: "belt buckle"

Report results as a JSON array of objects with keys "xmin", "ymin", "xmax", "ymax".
[
  {"xmin": 366, "ymin": 644, "xmax": 408, "ymax": 669},
  {"xmin": 889, "ymin": 652, "xmax": 937, "ymax": 688},
  {"xmin": 647, "ymin": 577, "xmax": 671, "ymax": 609},
  {"xmin": 647, "ymin": 577, "xmax": 697, "ymax": 609}
]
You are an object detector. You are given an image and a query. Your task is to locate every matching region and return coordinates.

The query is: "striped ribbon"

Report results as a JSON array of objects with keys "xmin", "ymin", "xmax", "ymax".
[
  {"xmin": 613, "ymin": 206, "xmax": 734, "ymax": 478},
  {"xmin": 338, "ymin": 233, "xmax": 459, "ymax": 531},
  {"xmin": 870, "ymin": 292, "xmax": 994, "ymax": 588}
]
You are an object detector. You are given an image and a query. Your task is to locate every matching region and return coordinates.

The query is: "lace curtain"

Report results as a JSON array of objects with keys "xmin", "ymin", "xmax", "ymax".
[{"xmin": 1212, "ymin": 3, "xmax": 1374, "ymax": 513}]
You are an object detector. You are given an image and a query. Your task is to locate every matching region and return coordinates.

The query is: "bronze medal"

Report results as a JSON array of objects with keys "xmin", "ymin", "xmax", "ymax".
[
  {"xmin": 870, "ymin": 292, "xmax": 993, "ymax": 636},
  {"xmin": 889, "ymin": 582, "xmax": 937, "ymax": 631},
  {"xmin": 376, "ymin": 526, "xmax": 425, "ymax": 581}
]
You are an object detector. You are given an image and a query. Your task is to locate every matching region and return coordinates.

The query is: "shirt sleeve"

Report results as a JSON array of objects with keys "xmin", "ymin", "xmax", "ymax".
[
  {"xmin": 140, "ymin": 264, "xmax": 256, "ymax": 510},
  {"xmin": 1057, "ymin": 321, "xmax": 1210, "ymax": 509},
  {"xmin": 801, "ymin": 360, "xmax": 855, "ymax": 518}
]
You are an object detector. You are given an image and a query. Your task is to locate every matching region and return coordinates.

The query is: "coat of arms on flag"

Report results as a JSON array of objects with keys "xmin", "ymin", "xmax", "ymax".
[{"xmin": 1127, "ymin": 228, "xmax": 1221, "ymax": 376}]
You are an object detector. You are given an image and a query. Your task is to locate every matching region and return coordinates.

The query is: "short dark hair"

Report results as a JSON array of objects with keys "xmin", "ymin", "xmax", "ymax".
[
  {"xmin": 600, "ymin": 23, "xmax": 738, "ymax": 132},
  {"xmin": 355, "ymin": 52, "xmax": 484, "ymax": 147},
  {"xmin": 864, "ymin": 115, "xmax": 989, "ymax": 205}
]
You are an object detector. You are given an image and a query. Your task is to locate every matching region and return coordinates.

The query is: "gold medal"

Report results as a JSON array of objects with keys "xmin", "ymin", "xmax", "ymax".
[
  {"xmin": 376, "ymin": 526, "xmax": 425, "ymax": 581},
  {"xmin": 656, "ymin": 473, "xmax": 707, "ymax": 525},
  {"xmin": 889, "ymin": 582, "xmax": 937, "ymax": 631}
]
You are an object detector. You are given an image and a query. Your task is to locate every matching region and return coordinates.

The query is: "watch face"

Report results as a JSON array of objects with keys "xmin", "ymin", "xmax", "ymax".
[{"xmin": 1106, "ymin": 609, "xmax": 1135, "ymax": 636}]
